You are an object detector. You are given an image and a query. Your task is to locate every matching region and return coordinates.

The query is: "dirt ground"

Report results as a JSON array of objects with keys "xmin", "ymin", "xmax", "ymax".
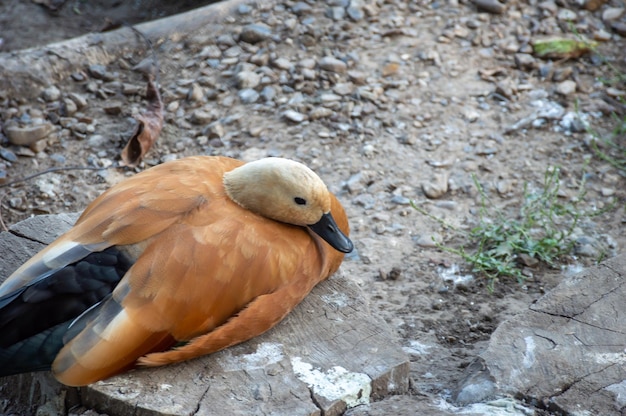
[{"xmin": 0, "ymin": 0, "xmax": 625, "ymax": 414}]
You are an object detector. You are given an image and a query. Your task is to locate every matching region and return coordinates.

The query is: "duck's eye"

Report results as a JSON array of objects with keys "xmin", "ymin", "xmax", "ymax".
[{"xmin": 294, "ymin": 197, "xmax": 307, "ymax": 205}]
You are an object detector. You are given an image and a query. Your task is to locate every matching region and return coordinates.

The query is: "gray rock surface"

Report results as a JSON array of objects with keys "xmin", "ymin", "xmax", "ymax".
[{"xmin": 454, "ymin": 254, "xmax": 626, "ymax": 415}]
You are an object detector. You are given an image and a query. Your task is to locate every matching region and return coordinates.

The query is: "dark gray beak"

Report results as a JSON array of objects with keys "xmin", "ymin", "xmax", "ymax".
[{"xmin": 308, "ymin": 212, "xmax": 353, "ymax": 253}]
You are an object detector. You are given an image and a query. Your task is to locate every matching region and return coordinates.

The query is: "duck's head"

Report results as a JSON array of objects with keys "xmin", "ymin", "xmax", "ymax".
[{"xmin": 224, "ymin": 158, "xmax": 353, "ymax": 253}]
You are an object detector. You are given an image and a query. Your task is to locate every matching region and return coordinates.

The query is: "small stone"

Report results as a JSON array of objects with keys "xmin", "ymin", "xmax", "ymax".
[
  {"xmin": 334, "ymin": 82, "xmax": 354, "ymax": 95},
  {"xmin": 318, "ymin": 56, "xmax": 347, "ymax": 73},
  {"xmin": 326, "ymin": 6, "xmax": 345, "ymax": 20},
  {"xmin": 190, "ymin": 109, "xmax": 214, "ymax": 125},
  {"xmin": 514, "ymin": 53, "xmax": 536, "ymax": 70},
  {"xmin": 291, "ymin": 2, "xmax": 312, "ymax": 15},
  {"xmin": 463, "ymin": 107, "xmax": 480, "ymax": 123},
  {"xmin": 236, "ymin": 71, "xmax": 261, "ymax": 89},
  {"xmin": 88, "ymin": 64, "xmax": 114, "ymax": 81},
  {"xmin": 239, "ymin": 23, "xmax": 272, "ymax": 44},
  {"xmin": 422, "ymin": 173, "xmax": 449, "ymax": 199},
  {"xmin": 347, "ymin": 70, "xmax": 367, "ymax": 84},
  {"xmin": 309, "ymin": 107, "xmax": 334, "ymax": 120},
  {"xmin": 301, "ymin": 68, "xmax": 316, "ymax": 80},
  {"xmin": 187, "ymin": 83, "xmax": 204, "ymax": 102},
  {"xmin": 472, "ymin": 0, "xmax": 505, "ymax": 14},
  {"xmin": 272, "ymin": 58, "xmax": 293, "ymax": 71},
  {"xmin": 555, "ymin": 80, "xmax": 577, "ymax": 96},
  {"xmin": 41, "ymin": 85, "xmax": 61, "ymax": 102},
  {"xmin": 415, "ymin": 234, "xmax": 442, "ymax": 248},
  {"xmin": 29, "ymin": 139, "xmax": 47, "ymax": 153},
  {"xmin": 238, "ymin": 88, "xmax": 260, "ymax": 103},
  {"xmin": 203, "ymin": 122, "xmax": 225, "ymax": 138},
  {"xmin": 0, "ymin": 147, "xmax": 17, "ymax": 162},
  {"xmin": 260, "ymin": 86, "xmax": 276, "ymax": 102},
  {"xmin": 62, "ymin": 98, "xmax": 78, "ymax": 116},
  {"xmin": 68, "ymin": 93, "xmax": 87, "ymax": 109},
  {"xmin": 283, "ymin": 110, "xmax": 307, "ymax": 123},
  {"xmin": 602, "ymin": 7, "xmax": 624, "ymax": 22},
  {"xmin": 6, "ymin": 123, "xmax": 53, "ymax": 146},
  {"xmin": 601, "ymin": 187, "xmax": 615, "ymax": 197},
  {"xmin": 122, "ymin": 83, "xmax": 142, "ymax": 95},
  {"xmin": 347, "ymin": 4, "xmax": 365, "ymax": 21},
  {"xmin": 557, "ymin": 9, "xmax": 578, "ymax": 21},
  {"xmin": 103, "ymin": 101, "xmax": 123, "ymax": 115},
  {"xmin": 167, "ymin": 101, "xmax": 179, "ymax": 112}
]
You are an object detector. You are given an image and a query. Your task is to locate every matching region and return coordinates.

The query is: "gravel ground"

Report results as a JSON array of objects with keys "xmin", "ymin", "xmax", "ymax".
[{"xmin": 0, "ymin": 0, "xmax": 625, "ymax": 414}]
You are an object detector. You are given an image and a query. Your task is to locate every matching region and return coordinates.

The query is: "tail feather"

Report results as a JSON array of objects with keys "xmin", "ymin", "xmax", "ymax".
[{"xmin": 0, "ymin": 323, "xmax": 69, "ymax": 376}]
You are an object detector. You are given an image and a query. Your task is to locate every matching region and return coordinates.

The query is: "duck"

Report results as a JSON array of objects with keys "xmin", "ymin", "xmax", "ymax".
[{"xmin": 0, "ymin": 155, "xmax": 352, "ymax": 386}]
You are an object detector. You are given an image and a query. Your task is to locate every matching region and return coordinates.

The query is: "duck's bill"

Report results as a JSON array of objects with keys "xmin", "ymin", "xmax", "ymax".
[{"xmin": 308, "ymin": 212, "xmax": 354, "ymax": 253}]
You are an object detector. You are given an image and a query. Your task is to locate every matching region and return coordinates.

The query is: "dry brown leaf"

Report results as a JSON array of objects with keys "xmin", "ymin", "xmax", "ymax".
[{"xmin": 120, "ymin": 77, "xmax": 163, "ymax": 167}]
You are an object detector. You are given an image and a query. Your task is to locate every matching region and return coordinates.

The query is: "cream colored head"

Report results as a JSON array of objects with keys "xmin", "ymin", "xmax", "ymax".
[{"xmin": 223, "ymin": 158, "xmax": 331, "ymax": 226}]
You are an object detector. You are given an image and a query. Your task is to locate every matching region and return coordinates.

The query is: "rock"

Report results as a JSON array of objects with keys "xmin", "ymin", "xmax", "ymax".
[
  {"xmin": 283, "ymin": 110, "xmax": 307, "ymax": 123},
  {"xmin": 555, "ymin": 80, "xmax": 577, "ymax": 96},
  {"xmin": 272, "ymin": 57, "xmax": 293, "ymax": 71},
  {"xmin": 5, "ymin": 123, "xmax": 53, "ymax": 146},
  {"xmin": 422, "ymin": 173, "xmax": 449, "ymax": 199},
  {"xmin": 472, "ymin": 0, "xmax": 505, "ymax": 14},
  {"xmin": 291, "ymin": 2, "xmax": 312, "ymax": 15},
  {"xmin": 453, "ymin": 254, "xmax": 626, "ymax": 416},
  {"xmin": 41, "ymin": 85, "xmax": 61, "ymax": 102},
  {"xmin": 318, "ymin": 56, "xmax": 347, "ymax": 73},
  {"xmin": 238, "ymin": 88, "xmax": 260, "ymax": 103},
  {"xmin": 68, "ymin": 93, "xmax": 88, "ymax": 109},
  {"xmin": 236, "ymin": 70, "xmax": 261, "ymax": 89},
  {"xmin": 0, "ymin": 147, "xmax": 18, "ymax": 162},
  {"xmin": 514, "ymin": 53, "xmax": 536, "ymax": 70},
  {"xmin": 102, "ymin": 101, "xmax": 122, "ymax": 115},
  {"xmin": 602, "ymin": 7, "xmax": 624, "ymax": 22},
  {"xmin": 187, "ymin": 83, "xmax": 204, "ymax": 102},
  {"xmin": 239, "ymin": 23, "xmax": 272, "ymax": 44},
  {"xmin": 190, "ymin": 109, "xmax": 214, "ymax": 125},
  {"xmin": 557, "ymin": 8, "xmax": 578, "ymax": 21}
]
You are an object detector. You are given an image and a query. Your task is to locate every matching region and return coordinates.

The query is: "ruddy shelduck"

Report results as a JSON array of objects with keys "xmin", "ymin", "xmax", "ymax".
[{"xmin": 0, "ymin": 156, "xmax": 352, "ymax": 386}]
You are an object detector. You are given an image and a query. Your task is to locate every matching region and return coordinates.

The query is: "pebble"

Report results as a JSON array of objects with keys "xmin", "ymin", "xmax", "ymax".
[
  {"xmin": 291, "ymin": 2, "xmax": 312, "ymax": 15},
  {"xmin": 190, "ymin": 109, "xmax": 214, "ymax": 125},
  {"xmin": 557, "ymin": 9, "xmax": 578, "ymax": 21},
  {"xmin": 62, "ymin": 98, "xmax": 78, "ymax": 116},
  {"xmin": 555, "ymin": 80, "xmax": 577, "ymax": 96},
  {"xmin": 283, "ymin": 110, "xmax": 307, "ymax": 123},
  {"xmin": 187, "ymin": 83, "xmax": 204, "ymax": 102},
  {"xmin": 472, "ymin": 0, "xmax": 505, "ymax": 14},
  {"xmin": 318, "ymin": 56, "xmax": 347, "ymax": 73},
  {"xmin": 239, "ymin": 23, "xmax": 272, "ymax": 44},
  {"xmin": 238, "ymin": 88, "xmax": 260, "ymax": 103},
  {"xmin": 422, "ymin": 173, "xmax": 449, "ymax": 199},
  {"xmin": 5, "ymin": 123, "xmax": 53, "ymax": 146},
  {"xmin": 203, "ymin": 122, "xmax": 225, "ymax": 139},
  {"xmin": 514, "ymin": 53, "xmax": 536, "ymax": 70},
  {"xmin": 41, "ymin": 85, "xmax": 61, "ymax": 102},
  {"xmin": 309, "ymin": 107, "xmax": 333, "ymax": 120},
  {"xmin": 68, "ymin": 93, "xmax": 88, "ymax": 109},
  {"xmin": 88, "ymin": 64, "xmax": 115, "ymax": 81},
  {"xmin": 102, "ymin": 101, "xmax": 122, "ymax": 115},
  {"xmin": 236, "ymin": 71, "xmax": 261, "ymax": 89},
  {"xmin": 272, "ymin": 58, "xmax": 293, "ymax": 71},
  {"xmin": 0, "ymin": 147, "xmax": 18, "ymax": 162},
  {"xmin": 602, "ymin": 7, "xmax": 624, "ymax": 22}
]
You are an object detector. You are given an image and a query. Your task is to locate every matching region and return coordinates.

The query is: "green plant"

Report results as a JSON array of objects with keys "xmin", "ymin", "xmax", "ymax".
[{"xmin": 412, "ymin": 166, "xmax": 605, "ymax": 292}]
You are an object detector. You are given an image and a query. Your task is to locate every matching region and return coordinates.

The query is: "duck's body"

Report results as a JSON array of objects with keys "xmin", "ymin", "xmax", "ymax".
[{"xmin": 0, "ymin": 156, "xmax": 352, "ymax": 386}]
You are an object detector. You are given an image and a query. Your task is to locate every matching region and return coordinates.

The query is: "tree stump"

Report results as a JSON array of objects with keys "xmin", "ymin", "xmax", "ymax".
[{"xmin": 0, "ymin": 214, "xmax": 409, "ymax": 416}]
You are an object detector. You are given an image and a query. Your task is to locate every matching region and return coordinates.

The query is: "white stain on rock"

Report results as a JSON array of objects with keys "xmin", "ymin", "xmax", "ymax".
[
  {"xmin": 291, "ymin": 357, "xmax": 371, "ymax": 408},
  {"xmin": 522, "ymin": 336, "xmax": 535, "ymax": 368}
]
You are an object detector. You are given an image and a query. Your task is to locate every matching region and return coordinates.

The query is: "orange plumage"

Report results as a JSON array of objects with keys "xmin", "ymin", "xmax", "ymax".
[{"xmin": 0, "ymin": 156, "xmax": 352, "ymax": 386}]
